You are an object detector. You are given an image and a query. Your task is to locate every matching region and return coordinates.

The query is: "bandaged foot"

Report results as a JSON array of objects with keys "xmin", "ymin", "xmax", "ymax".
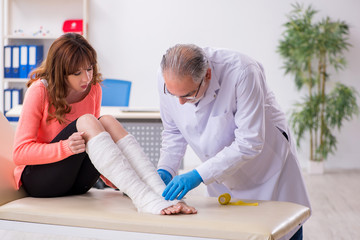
[
  {"xmin": 116, "ymin": 134, "xmax": 169, "ymax": 197},
  {"xmin": 86, "ymin": 132, "xmax": 173, "ymax": 214}
]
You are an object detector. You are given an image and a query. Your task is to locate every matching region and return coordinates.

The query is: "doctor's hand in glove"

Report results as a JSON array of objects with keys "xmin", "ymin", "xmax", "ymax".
[
  {"xmin": 157, "ymin": 169, "xmax": 172, "ymax": 185},
  {"xmin": 162, "ymin": 169, "xmax": 203, "ymax": 200}
]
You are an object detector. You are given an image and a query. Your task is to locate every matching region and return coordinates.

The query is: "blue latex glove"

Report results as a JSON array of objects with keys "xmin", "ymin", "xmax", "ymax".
[
  {"xmin": 162, "ymin": 169, "xmax": 203, "ymax": 200},
  {"xmin": 157, "ymin": 169, "xmax": 172, "ymax": 185}
]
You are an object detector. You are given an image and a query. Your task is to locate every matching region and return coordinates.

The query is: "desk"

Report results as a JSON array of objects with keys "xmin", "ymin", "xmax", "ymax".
[
  {"xmin": 5, "ymin": 105, "xmax": 163, "ymax": 167},
  {"xmin": 101, "ymin": 107, "xmax": 164, "ymax": 167},
  {"xmin": 4, "ymin": 105, "xmax": 161, "ymax": 120},
  {"xmin": 100, "ymin": 106, "xmax": 161, "ymax": 120}
]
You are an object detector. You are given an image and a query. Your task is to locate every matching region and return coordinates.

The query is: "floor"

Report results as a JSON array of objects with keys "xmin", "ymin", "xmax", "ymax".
[
  {"xmin": 1, "ymin": 169, "xmax": 359, "ymax": 240},
  {"xmin": 302, "ymin": 169, "xmax": 360, "ymax": 240}
]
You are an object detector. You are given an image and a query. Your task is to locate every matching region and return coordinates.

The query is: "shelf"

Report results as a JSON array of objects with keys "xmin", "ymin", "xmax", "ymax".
[
  {"xmin": 4, "ymin": 35, "xmax": 59, "ymax": 40},
  {"xmin": 3, "ymin": 78, "xmax": 28, "ymax": 83},
  {"xmin": 1, "ymin": 0, "xmax": 88, "ymax": 113}
]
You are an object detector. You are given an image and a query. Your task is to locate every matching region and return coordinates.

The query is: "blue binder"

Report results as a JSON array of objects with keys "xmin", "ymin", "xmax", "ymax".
[
  {"xmin": 3, "ymin": 88, "xmax": 23, "ymax": 121},
  {"xmin": 28, "ymin": 45, "xmax": 43, "ymax": 77},
  {"xmin": 4, "ymin": 46, "xmax": 12, "ymax": 78},
  {"xmin": 19, "ymin": 45, "xmax": 29, "ymax": 78},
  {"xmin": 12, "ymin": 46, "xmax": 20, "ymax": 78},
  {"xmin": 3, "ymin": 89, "xmax": 12, "ymax": 113},
  {"xmin": 11, "ymin": 88, "xmax": 23, "ymax": 106}
]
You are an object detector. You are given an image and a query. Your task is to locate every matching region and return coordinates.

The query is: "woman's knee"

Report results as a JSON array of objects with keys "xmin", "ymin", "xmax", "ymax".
[
  {"xmin": 99, "ymin": 114, "xmax": 118, "ymax": 125},
  {"xmin": 77, "ymin": 114, "xmax": 105, "ymax": 141},
  {"xmin": 99, "ymin": 115, "xmax": 128, "ymax": 142}
]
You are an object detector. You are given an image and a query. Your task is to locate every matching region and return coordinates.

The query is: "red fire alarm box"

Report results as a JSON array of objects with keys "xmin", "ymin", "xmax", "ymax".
[{"xmin": 63, "ymin": 19, "xmax": 83, "ymax": 35}]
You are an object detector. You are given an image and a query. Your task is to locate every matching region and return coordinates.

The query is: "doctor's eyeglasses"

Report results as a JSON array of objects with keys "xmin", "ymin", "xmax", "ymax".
[{"xmin": 164, "ymin": 78, "xmax": 204, "ymax": 100}]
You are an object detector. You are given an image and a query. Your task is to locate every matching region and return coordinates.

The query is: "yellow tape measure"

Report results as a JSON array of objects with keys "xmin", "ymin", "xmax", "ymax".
[{"xmin": 218, "ymin": 193, "xmax": 259, "ymax": 206}]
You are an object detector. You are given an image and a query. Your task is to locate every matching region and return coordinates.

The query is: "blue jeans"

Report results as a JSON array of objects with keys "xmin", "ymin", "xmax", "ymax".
[{"xmin": 290, "ymin": 227, "xmax": 303, "ymax": 240}]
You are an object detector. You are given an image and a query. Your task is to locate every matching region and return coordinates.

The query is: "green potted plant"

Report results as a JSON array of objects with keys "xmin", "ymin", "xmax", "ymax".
[{"xmin": 277, "ymin": 3, "xmax": 359, "ymax": 174}]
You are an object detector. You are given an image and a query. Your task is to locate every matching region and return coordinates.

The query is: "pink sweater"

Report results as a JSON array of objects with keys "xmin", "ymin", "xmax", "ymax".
[{"xmin": 13, "ymin": 80, "xmax": 102, "ymax": 189}]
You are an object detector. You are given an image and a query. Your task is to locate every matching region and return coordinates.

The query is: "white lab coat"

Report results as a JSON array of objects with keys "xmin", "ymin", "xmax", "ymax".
[{"xmin": 157, "ymin": 47, "xmax": 311, "ymax": 208}]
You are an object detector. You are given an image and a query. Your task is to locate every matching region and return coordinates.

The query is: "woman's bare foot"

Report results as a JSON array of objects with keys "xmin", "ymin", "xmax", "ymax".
[
  {"xmin": 160, "ymin": 202, "xmax": 197, "ymax": 215},
  {"xmin": 177, "ymin": 202, "xmax": 197, "ymax": 214}
]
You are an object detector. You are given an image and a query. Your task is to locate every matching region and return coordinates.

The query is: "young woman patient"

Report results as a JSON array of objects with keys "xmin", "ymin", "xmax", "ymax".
[{"xmin": 13, "ymin": 33, "xmax": 196, "ymax": 215}]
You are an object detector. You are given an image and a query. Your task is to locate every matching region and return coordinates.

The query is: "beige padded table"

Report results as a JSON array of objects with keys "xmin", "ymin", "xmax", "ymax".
[
  {"xmin": 0, "ymin": 189, "xmax": 310, "ymax": 240},
  {"xmin": 0, "ymin": 112, "xmax": 310, "ymax": 240}
]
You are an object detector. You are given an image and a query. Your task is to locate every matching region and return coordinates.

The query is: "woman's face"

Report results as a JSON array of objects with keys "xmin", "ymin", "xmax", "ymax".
[{"xmin": 67, "ymin": 64, "xmax": 93, "ymax": 93}]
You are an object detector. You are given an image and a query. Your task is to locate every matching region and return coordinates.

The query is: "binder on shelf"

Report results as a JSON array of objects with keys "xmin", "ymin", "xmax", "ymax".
[
  {"xmin": 4, "ymin": 89, "xmax": 12, "ymax": 113},
  {"xmin": 19, "ymin": 45, "xmax": 29, "ymax": 78},
  {"xmin": 4, "ymin": 46, "xmax": 12, "ymax": 78},
  {"xmin": 11, "ymin": 89, "xmax": 22, "ymax": 107},
  {"xmin": 12, "ymin": 46, "xmax": 20, "ymax": 78},
  {"xmin": 3, "ymin": 88, "xmax": 23, "ymax": 121},
  {"xmin": 28, "ymin": 45, "xmax": 44, "ymax": 76}
]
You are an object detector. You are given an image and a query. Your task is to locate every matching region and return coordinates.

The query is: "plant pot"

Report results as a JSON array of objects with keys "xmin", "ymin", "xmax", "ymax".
[{"xmin": 308, "ymin": 160, "xmax": 325, "ymax": 174}]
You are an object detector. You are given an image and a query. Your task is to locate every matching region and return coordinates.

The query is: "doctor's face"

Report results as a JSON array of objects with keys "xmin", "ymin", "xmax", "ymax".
[{"xmin": 163, "ymin": 69, "xmax": 210, "ymax": 105}]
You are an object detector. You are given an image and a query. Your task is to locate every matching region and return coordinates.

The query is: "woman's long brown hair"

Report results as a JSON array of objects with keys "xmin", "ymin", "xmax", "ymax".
[{"xmin": 27, "ymin": 33, "xmax": 102, "ymax": 124}]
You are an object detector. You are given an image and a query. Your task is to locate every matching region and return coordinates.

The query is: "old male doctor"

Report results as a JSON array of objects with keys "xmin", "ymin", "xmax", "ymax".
[{"xmin": 157, "ymin": 44, "xmax": 310, "ymax": 240}]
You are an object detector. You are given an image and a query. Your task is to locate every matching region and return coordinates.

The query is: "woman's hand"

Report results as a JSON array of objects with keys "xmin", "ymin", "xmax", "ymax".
[{"xmin": 68, "ymin": 132, "xmax": 86, "ymax": 154}]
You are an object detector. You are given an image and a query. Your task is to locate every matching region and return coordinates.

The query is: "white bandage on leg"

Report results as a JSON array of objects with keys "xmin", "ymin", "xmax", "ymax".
[
  {"xmin": 86, "ymin": 132, "xmax": 173, "ymax": 214},
  {"xmin": 116, "ymin": 134, "xmax": 169, "ymax": 197}
]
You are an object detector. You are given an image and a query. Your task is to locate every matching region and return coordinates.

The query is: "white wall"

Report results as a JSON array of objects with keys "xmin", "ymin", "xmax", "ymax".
[
  {"xmin": 88, "ymin": 0, "xmax": 360, "ymax": 170},
  {"xmin": 1, "ymin": 0, "xmax": 359, "ymax": 170}
]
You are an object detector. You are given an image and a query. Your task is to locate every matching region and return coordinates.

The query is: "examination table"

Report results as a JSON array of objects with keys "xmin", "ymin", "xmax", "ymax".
[{"xmin": 0, "ymin": 113, "xmax": 310, "ymax": 240}]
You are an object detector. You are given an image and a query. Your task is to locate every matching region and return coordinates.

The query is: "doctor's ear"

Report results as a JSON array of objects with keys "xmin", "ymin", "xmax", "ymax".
[{"xmin": 205, "ymin": 68, "xmax": 212, "ymax": 82}]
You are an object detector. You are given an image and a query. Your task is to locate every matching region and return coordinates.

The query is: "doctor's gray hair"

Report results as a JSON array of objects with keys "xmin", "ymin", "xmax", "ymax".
[{"xmin": 161, "ymin": 44, "xmax": 208, "ymax": 83}]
